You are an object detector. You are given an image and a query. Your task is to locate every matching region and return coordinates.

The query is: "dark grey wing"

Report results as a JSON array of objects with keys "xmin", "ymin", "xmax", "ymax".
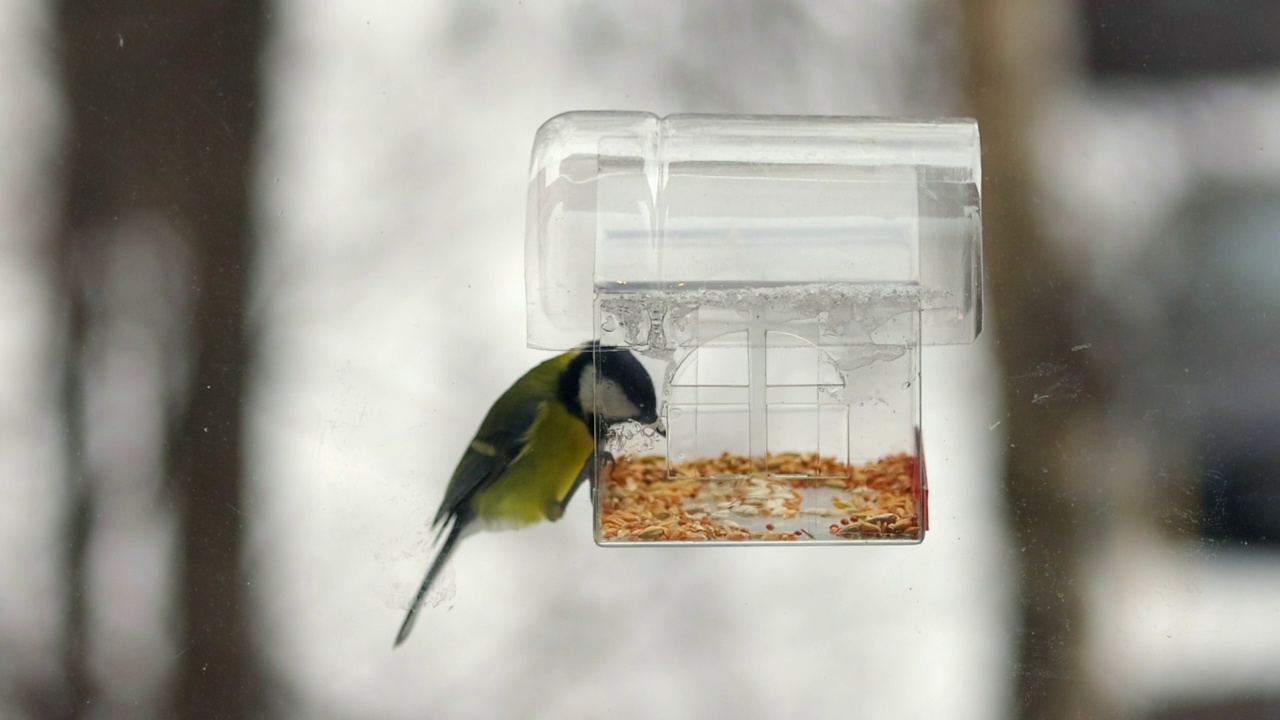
[{"xmin": 429, "ymin": 400, "xmax": 542, "ymax": 533}]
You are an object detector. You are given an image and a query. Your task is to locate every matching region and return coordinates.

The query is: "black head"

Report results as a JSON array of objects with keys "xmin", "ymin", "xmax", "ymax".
[{"xmin": 560, "ymin": 342, "xmax": 659, "ymax": 427}]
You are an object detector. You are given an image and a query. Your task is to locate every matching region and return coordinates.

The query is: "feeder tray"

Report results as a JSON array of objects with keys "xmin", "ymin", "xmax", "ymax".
[{"xmin": 525, "ymin": 112, "xmax": 982, "ymax": 545}]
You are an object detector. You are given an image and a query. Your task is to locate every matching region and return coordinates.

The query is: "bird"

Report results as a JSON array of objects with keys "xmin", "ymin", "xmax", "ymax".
[{"xmin": 394, "ymin": 341, "xmax": 660, "ymax": 646}]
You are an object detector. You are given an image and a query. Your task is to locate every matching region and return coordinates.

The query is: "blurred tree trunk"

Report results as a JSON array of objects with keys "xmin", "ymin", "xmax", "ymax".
[
  {"xmin": 50, "ymin": 178, "xmax": 93, "ymax": 719},
  {"xmin": 958, "ymin": 1, "xmax": 1111, "ymax": 718},
  {"xmin": 54, "ymin": 3, "xmax": 266, "ymax": 719}
]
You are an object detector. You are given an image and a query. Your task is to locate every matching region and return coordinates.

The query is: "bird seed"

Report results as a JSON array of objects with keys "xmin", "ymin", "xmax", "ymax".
[{"xmin": 598, "ymin": 452, "xmax": 922, "ymax": 543}]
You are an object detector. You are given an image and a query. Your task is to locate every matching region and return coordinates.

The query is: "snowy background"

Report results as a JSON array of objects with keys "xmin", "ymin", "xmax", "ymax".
[{"xmin": 252, "ymin": 4, "xmax": 1006, "ymax": 717}]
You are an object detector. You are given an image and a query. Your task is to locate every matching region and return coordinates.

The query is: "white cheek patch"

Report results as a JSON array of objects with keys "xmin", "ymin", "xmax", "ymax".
[
  {"xmin": 578, "ymin": 364, "xmax": 641, "ymax": 420},
  {"xmin": 578, "ymin": 365, "xmax": 596, "ymax": 414},
  {"xmin": 599, "ymin": 379, "xmax": 641, "ymax": 420}
]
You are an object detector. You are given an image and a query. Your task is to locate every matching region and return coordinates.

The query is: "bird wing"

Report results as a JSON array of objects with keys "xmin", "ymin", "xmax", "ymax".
[{"xmin": 429, "ymin": 398, "xmax": 542, "ymax": 533}]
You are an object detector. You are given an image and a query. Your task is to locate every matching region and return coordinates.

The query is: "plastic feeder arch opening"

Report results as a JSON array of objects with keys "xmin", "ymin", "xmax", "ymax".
[{"xmin": 526, "ymin": 112, "xmax": 983, "ymax": 545}]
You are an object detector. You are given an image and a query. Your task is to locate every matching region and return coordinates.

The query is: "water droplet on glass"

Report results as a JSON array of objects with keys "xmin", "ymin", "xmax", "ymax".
[{"xmin": 601, "ymin": 315, "xmax": 617, "ymax": 332}]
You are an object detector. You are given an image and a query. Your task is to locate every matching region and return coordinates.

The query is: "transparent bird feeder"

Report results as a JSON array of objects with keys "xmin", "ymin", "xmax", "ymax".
[{"xmin": 526, "ymin": 112, "xmax": 982, "ymax": 545}]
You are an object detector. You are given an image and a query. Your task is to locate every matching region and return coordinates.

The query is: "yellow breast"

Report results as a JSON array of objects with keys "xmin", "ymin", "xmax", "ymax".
[{"xmin": 472, "ymin": 401, "xmax": 594, "ymax": 527}]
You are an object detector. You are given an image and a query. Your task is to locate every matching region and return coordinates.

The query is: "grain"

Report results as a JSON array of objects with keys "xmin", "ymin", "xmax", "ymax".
[{"xmin": 598, "ymin": 452, "xmax": 922, "ymax": 543}]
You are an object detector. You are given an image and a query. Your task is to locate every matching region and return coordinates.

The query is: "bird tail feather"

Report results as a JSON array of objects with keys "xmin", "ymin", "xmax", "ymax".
[{"xmin": 394, "ymin": 516, "xmax": 466, "ymax": 647}]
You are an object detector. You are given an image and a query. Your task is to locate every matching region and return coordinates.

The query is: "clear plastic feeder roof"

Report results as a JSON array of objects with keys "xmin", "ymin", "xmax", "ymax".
[{"xmin": 525, "ymin": 112, "xmax": 983, "ymax": 546}]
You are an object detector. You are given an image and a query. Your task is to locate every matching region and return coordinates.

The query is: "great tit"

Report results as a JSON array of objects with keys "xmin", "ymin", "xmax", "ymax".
[{"xmin": 394, "ymin": 342, "xmax": 659, "ymax": 646}]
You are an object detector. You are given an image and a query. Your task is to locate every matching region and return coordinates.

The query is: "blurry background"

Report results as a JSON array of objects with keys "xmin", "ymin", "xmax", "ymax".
[{"xmin": 1, "ymin": 1, "xmax": 1278, "ymax": 719}]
